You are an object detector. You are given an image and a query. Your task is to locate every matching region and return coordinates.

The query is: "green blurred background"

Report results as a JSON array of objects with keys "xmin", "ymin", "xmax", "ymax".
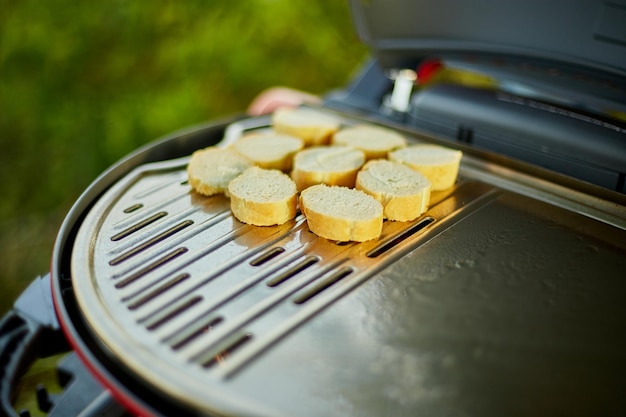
[{"xmin": 0, "ymin": 0, "xmax": 369, "ymax": 315}]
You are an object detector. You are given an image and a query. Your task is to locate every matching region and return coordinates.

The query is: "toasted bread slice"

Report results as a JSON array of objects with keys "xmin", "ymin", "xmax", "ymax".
[
  {"xmin": 291, "ymin": 145, "xmax": 365, "ymax": 191},
  {"xmin": 300, "ymin": 184, "xmax": 383, "ymax": 242},
  {"xmin": 187, "ymin": 147, "xmax": 254, "ymax": 196},
  {"xmin": 228, "ymin": 166, "xmax": 298, "ymax": 226},
  {"xmin": 231, "ymin": 132, "xmax": 304, "ymax": 171},
  {"xmin": 332, "ymin": 124, "xmax": 407, "ymax": 160},
  {"xmin": 356, "ymin": 159, "xmax": 431, "ymax": 221},
  {"xmin": 272, "ymin": 107, "xmax": 341, "ymax": 146},
  {"xmin": 388, "ymin": 144, "xmax": 462, "ymax": 190}
]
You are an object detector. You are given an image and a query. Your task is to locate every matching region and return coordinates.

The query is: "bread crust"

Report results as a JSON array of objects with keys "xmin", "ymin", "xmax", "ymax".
[
  {"xmin": 332, "ymin": 124, "xmax": 407, "ymax": 160},
  {"xmin": 272, "ymin": 107, "xmax": 341, "ymax": 146},
  {"xmin": 187, "ymin": 147, "xmax": 253, "ymax": 196},
  {"xmin": 388, "ymin": 144, "xmax": 462, "ymax": 190},
  {"xmin": 356, "ymin": 160, "xmax": 431, "ymax": 221},
  {"xmin": 291, "ymin": 146, "xmax": 365, "ymax": 191},
  {"xmin": 231, "ymin": 132, "xmax": 303, "ymax": 172},
  {"xmin": 228, "ymin": 167, "xmax": 297, "ymax": 226},
  {"xmin": 300, "ymin": 184, "xmax": 383, "ymax": 242}
]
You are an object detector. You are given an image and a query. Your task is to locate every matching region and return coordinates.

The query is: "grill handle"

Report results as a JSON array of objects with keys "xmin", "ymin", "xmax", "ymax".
[{"xmin": 0, "ymin": 274, "xmax": 69, "ymax": 417}]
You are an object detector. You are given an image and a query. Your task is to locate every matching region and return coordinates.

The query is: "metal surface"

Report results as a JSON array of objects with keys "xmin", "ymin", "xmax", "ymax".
[{"xmin": 71, "ymin": 117, "xmax": 626, "ymax": 416}]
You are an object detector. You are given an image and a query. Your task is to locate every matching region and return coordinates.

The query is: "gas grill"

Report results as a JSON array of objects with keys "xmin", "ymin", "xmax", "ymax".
[{"xmin": 2, "ymin": 1, "xmax": 626, "ymax": 416}]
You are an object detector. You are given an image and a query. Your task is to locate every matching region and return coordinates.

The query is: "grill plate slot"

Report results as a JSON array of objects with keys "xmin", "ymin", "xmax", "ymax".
[
  {"xmin": 266, "ymin": 256, "xmax": 319, "ymax": 287},
  {"xmin": 111, "ymin": 211, "xmax": 168, "ymax": 241},
  {"xmin": 293, "ymin": 266, "xmax": 353, "ymax": 305},
  {"xmin": 110, "ymin": 220, "xmax": 193, "ymax": 265}
]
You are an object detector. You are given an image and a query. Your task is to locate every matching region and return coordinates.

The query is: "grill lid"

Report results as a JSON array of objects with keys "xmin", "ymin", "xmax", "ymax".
[
  {"xmin": 349, "ymin": 0, "xmax": 626, "ymax": 77},
  {"xmin": 71, "ymin": 116, "xmax": 626, "ymax": 416}
]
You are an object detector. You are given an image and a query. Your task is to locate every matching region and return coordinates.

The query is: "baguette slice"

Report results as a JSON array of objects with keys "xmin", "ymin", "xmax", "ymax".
[
  {"xmin": 300, "ymin": 184, "xmax": 383, "ymax": 242},
  {"xmin": 291, "ymin": 145, "xmax": 365, "ymax": 191},
  {"xmin": 231, "ymin": 132, "xmax": 304, "ymax": 171},
  {"xmin": 388, "ymin": 144, "xmax": 462, "ymax": 191},
  {"xmin": 356, "ymin": 160, "xmax": 431, "ymax": 221},
  {"xmin": 187, "ymin": 147, "xmax": 254, "ymax": 196},
  {"xmin": 332, "ymin": 124, "xmax": 407, "ymax": 160},
  {"xmin": 228, "ymin": 166, "xmax": 298, "ymax": 226},
  {"xmin": 272, "ymin": 107, "xmax": 341, "ymax": 146}
]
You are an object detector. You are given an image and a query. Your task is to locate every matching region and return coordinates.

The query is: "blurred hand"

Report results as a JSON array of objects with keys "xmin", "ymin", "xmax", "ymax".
[{"xmin": 247, "ymin": 86, "xmax": 320, "ymax": 116}]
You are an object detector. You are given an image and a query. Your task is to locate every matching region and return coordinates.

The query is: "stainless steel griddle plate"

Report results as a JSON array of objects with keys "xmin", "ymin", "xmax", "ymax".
[{"xmin": 72, "ymin": 118, "xmax": 626, "ymax": 417}]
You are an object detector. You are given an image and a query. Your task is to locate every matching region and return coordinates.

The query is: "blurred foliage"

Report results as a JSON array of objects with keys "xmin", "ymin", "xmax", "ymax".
[{"xmin": 0, "ymin": 0, "xmax": 369, "ymax": 314}]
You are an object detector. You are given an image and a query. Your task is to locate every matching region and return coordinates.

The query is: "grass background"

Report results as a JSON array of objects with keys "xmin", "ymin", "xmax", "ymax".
[{"xmin": 0, "ymin": 1, "xmax": 369, "ymax": 315}]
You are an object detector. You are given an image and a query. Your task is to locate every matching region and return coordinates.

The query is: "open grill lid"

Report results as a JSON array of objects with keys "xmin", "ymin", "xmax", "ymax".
[{"xmin": 349, "ymin": 0, "xmax": 626, "ymax": 77}]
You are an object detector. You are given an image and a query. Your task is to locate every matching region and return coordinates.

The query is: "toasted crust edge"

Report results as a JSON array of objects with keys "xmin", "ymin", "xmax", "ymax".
[{"xmin": 299, "ymin": 185, "xmax": 383, "ymax": 242}]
